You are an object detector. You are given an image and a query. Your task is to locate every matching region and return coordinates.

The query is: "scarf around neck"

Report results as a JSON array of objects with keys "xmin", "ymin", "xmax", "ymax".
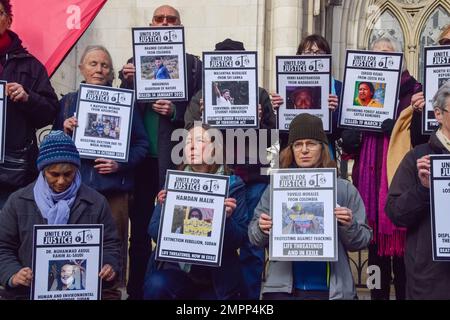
[
  {"xmin": 33, "ymin": 170, "xmax": 82, "ymax": 225},
  {"xmin": 358, "ymin": 133, "xmax": 406, "ymax": 256},
  {"xmin": 436, "ymin": 129, "xmax": 450, "ymax": 152}
]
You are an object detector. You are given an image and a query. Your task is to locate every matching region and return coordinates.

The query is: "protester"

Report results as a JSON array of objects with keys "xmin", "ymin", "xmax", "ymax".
[
  {"xmin": 54, "ymin": 45, "xmax": 148, "ymax": 289},
  {"xmin": 119, "ymin": 5, "xmax": 203, "ymax": 299},
  {"xmin": 272, "ymin": 35, "xmax": 342, "ymax": 158},
  {"xmin": 184, "ymin": 38, "xmax": 282, "ymax": 300},
  {"xmin": 344, "ymin": 37, "xmax": 421, "ymax": 300},
  {"xmin": 0, "ymin": 131, "xmax": 121, "ymax": 299},
  {"xmin": 0, "ymin": 0, "xmax": 58, "ymax": 208},
  {"xmin": 143, "ymin": 123, "xmax": 248, "ymax": 299},
  {"xmin": 386, "ymin": 82, "xmax": 450, "ymax": 299},
  {"xmin": 249, "ymin": 113, "xmax": 372, "ymax": 300}
]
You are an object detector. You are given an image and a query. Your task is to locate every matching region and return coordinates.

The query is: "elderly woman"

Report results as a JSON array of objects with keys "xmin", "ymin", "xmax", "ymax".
[
  {"xmin": 348, "ymin": 37, "xmax": 421, "ymax": 300},
  {"xmin": 0, "ymin": 0, "xmax": 58, "ymax": 208},
  {"xmin": 0, "ymin": 131, "xmax": 120, "ymax": 299},
  {"xmin": 53, "ymin": 45, "xmax": 148, "ymax": 288},
  {"xmin": 143, "ymin": 123, "xmax": 248, "ymax": 300},
  {"xmin": 386, "ymin": 82, "xmax": 450, "ymax": 299},
  {"xmin": 248, "ymin": 114, "xmax": 372, "ymax": 300}
]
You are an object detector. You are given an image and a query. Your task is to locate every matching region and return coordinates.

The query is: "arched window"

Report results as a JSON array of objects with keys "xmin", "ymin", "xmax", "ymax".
[
  {"xmin": 368, "ymin": 10, "xmax": 404, "ymax": 50},
  {"xmin": 418, "ymin": 6, "xmax": 450, "ymax": 81}
]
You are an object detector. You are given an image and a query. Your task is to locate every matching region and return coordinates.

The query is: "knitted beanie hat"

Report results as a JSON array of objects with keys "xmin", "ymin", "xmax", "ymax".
[
  {"xmin": 288, "ymin": 113, "xmax": 328, "ymax": 145},
  {"xmin": 36, "ymin": 130, "xmax": 81, "ymax": 171}
]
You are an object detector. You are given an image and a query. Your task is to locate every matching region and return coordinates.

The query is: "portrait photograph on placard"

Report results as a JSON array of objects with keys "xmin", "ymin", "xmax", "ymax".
[
  {"xmin": 140, "ymin": 55, "xmax": 179, "ymax": 80},
  {"xmin": 211, "ymin": 81, "xmax": 249, "ymax": 106},
  {"xmin": 353, "ymin": 81, "xmax": 386, "ymax": 108},
  {"xmin": 281, "ymin": 202, "xmax": 324, "ymax": 235},
  {"xmin": 48, "ymin": 260, "xmax": 87, "ymax": 291},
  {"xmin": 84, "ymin": 113, "xmax": 121, "ymax": 140},
  {"xmin": 171, "ymin": 205, "xmax": 214, "ymax": 237},
  {"xmin": 286, "ymin": 86, "xmax": 322, "ymax": 110}
]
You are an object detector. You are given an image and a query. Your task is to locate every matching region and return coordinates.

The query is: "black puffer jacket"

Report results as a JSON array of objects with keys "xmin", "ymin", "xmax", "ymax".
[{"xmin": 0, "ymin": 30, "xmax": 58, "ymax": 187}]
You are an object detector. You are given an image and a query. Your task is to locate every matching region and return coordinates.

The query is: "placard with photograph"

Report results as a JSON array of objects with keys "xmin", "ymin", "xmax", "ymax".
[
  {"xmin": 430, "ymin": 155, "xmax": 450, "ymax": 261},
  {"xmin": 423, "ymin": 45, "xmax": 450, "ymax": 134},
  {"xmin": 156, "ymin": 170, "xmax": 229, "ymax": 266},
  {"xmin": 202, "ymin": 51, "xmax": 258, "ymax": 128},
  {"xmin": 338, "ymin": 50, "xmax": 403, "ymax": 131},
  {"xmin": 0, "ymin": 81, "xmax": 6, "ymax": 163},
  {"xmin": 31, "ymin": 225, "xmax": 103, "ymax": 300},
  {"xmin": 269, "ymin": 168, "xmax": 337, "ymax": 261},
  {"xmin": 72, "ymin": 84, "xmax": 134, "ymax": 162},
  {"xmin": 132, "ymin": 26, "xmax": 187, "ymax": 101},
  {"xmin": 276, "ymin": 56, "xmax": 332, "ymax": 132}
]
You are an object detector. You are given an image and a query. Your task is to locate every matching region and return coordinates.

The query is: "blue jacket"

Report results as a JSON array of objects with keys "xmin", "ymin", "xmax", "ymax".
[
  {"xmin": 54, "ymin": 91, "xmax": 149, "ymax": 193},
  {"xmin": 147, "ymin": 174, "xmax": 248, "ymax": 299}
]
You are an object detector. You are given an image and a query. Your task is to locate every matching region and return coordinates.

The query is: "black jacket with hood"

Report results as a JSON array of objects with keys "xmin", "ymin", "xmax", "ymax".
[{"xmin": 0, "ymin": 30, "xmax": 58, "ymax": 188}]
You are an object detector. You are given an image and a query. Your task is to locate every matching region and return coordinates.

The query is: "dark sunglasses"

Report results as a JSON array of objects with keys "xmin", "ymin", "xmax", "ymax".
[
  {"xmin": 153, "ymin": 15, "xmax": 178, "ymax": 24},
  {"xmin": 438, "ymin": 38, "xmax": 450, "ymax": 46}
]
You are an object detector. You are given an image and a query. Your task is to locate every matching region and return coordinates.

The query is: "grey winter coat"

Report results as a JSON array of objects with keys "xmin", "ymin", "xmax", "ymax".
[{"xmin": 248, "ymin": 178, "xmax": 372, "ymax": 300}]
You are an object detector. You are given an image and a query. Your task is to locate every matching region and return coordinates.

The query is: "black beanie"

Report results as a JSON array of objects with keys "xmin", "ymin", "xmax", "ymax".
[
  {"xmin": 215, "ymin": 38, "xmax": 245, "ymax": 51},
  {"xmin": 288, "ymin": 113, "xmax": 328, "ymax": 145}
]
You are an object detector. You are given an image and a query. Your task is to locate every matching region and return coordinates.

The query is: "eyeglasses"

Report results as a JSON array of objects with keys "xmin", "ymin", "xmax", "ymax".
[
  {"xmin": 438, "ymin": 38, "xmax": 450, "ymax": 46},
  {"xmin": 0, "ymin": 10, "xmax": 8, "ymax": 17},
  {"xmin": 292, "ymin": 141, "xmax": 322, "ymax": 151},
  {"xmin": 152, "ymin": 15, "xmax": 179, "ymax": 24},
  {"xmin": 302, "ymin": 50, "xmax": 326, "ymax": 55}
]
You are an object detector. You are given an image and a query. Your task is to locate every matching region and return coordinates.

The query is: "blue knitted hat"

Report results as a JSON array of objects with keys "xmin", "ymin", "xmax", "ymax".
[{"xmin": 36, "ymin": 131, "xmax": 81, "ymax": 171}]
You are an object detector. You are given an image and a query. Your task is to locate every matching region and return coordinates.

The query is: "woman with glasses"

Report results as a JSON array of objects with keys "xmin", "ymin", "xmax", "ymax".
[
  {"xmin": 248, "ymin": 113, "xmax": 372, "ymax": 300},
  {"xmin": 274, "ymin": 35, "xmax": 342, "ymax": 159}
]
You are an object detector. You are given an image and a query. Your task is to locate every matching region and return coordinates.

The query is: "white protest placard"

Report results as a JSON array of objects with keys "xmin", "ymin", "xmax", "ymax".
[
  {"xmin": 339, "ymin": 50, "xmax": 403, "ymax": 131},
  {"xmin": 276, "ymin": 55, "xmax": 332, "ymax": 132},
  {"xmin": 0, "ymin": 81, "xmax": 5, "ymax": 163},
  {"xmin": 31, "ymin": 225, "xmax": 103, "ymax": 300},
  {"xmin": 430, "ymin": 155, "xmax": 450, "ymax": 261},
  {"xmin": 72, "ymin": 84, "xmax": 134, "ymax": 162},
  {"xmin": 132, "ymin": 26, "xmax": 187, "ymax": 101},
  {"xmin": 269, "ymin": 168, "xmax": 337, "ymax": 261},
  {"xmin": 156, "ymin": 170, "xmax": 229, "ymax": 266},
  {"xmin": 203, "ymin": 51, "xmax": 259, "ymax": 128},
  {"xmin": 423, "ymin": 45, "xmax": 450, "ymax": 134}
]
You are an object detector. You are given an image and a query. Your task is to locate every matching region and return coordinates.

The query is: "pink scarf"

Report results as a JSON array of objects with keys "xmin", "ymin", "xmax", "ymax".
[{"xmin": 358, "ymin": 133, "xmax": 406, "ymax": 256}]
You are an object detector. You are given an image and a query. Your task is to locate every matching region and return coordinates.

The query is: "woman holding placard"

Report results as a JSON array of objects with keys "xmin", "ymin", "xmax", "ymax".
[
  {"xmin": 143, "ymin": 123, "xmax": 248, "ymax": 300},
  {"xmin": 248, "ymin": 113, "xmax": 371, "ymax": 300}
]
